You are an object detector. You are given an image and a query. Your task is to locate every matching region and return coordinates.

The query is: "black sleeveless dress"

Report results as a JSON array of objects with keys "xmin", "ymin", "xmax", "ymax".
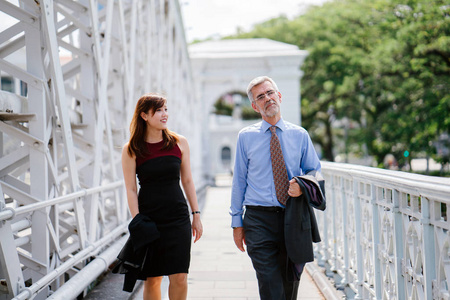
[{"xmin": 135, "ymin": 141, "xmax": 191, "ymax": 277}]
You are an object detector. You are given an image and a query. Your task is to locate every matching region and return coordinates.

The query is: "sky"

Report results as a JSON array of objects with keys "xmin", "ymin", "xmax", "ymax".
[
  {"xmin": 1, "ymin": 1, "xmax": 328, "ymax": 43},
  {"xmin": 180, "ymin": 0, "xmax": 329, "ymax": 43}
]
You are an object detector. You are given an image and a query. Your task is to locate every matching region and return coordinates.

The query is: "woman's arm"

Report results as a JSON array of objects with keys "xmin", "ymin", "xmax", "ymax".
[
  {"xmin": 122, "ymin": 143, "xmax": 139, "ymax": 218},
  {"xmin": 178, "ymin": 135, "xmax": 203, "ymax": 243}
]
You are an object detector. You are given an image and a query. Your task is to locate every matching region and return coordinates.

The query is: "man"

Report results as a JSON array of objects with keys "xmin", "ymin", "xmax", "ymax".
[{"xmin": 230, "ymin": 76, "xmax": 321, "ymax": 299}]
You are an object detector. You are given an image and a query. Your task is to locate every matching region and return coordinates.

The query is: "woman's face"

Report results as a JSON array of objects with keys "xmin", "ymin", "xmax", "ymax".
[{"xmin": 141, "ymin": 104, "xmax": 168, "ymax": 130}]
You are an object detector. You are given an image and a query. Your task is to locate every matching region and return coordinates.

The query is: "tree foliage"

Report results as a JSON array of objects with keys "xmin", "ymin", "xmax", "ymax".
[{"xmin": 227, "ymin": 0, "xmax": 450, "ymax": 168}]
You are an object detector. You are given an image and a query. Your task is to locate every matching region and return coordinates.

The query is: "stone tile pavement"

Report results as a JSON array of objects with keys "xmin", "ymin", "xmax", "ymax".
[{"xmin": 130, "ymin": 176, "xmax": 339, "ymax": 299}]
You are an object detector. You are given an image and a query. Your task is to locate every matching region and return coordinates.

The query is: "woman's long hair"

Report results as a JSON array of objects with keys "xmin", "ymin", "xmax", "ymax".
[{"xmin": 127, "ymin": 93, "xmax": 178, "ymax": 158}]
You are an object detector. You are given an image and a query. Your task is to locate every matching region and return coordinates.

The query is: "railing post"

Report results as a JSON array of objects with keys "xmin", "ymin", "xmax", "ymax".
[
  {"xmin": 392, "ymin": 189, "xmax": 405, "ymax": 299},
  {"xmin": 317, "ymin": 200, "xmax": 328, "ymax": 267},
  {"xmin": 339, "ymin": 177, "xmax": 349, "ymax": 290},
  {"xmin": 353, "ymin": 180, "xmax": 364, "ymax": 299},
  {"xmin": 316, "ymin": 173, "xmax": 330, "ymax": 269},
  {"xmin": 421, "ymin": 196, "xmax": 436, "ymax": 299},
  {"xmin": 329, "ymin": 174, "xmax": 338, "ymax": 278},
  {"xmin": 371, "ymin": 184, "xmax": 382, "ymax": 299}
]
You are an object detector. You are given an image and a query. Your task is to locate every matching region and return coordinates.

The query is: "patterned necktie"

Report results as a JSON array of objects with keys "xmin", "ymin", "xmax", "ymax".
[{"xmin": 269, "ymin": 126, "xmax": 289, "ymax": 205}]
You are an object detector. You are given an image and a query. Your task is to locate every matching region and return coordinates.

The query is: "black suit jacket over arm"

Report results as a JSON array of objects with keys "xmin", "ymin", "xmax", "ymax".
[
  {"xmin": 284, "ymin": 171, "xmax": 326, "ymax": 264},
  {"xmin": 112, "ymin": 213, "xmax": 160, "ymax": 292}
]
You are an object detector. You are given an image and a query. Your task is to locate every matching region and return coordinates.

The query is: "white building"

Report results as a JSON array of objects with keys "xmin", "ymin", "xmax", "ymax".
[{"xmin": 189, "ymin": 38, "xmax": 308, "ymax": 184}]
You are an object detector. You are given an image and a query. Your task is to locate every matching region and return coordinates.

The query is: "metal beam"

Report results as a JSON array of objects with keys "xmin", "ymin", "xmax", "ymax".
[{"xmin": 0, "ymin": 0, "xmax": 203, "ymax": 298}]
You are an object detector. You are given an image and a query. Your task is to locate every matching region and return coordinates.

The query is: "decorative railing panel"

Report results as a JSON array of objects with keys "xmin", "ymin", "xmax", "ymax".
[
  {"xmin": 318, "ymin": 162, "xmax": 450, "ymax": 300},
  {"xmin": 0, "ymin": 1, "xmax": 201, "ymax": 299}
]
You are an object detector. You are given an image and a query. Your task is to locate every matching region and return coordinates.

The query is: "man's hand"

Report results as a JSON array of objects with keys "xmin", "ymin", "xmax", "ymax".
[
  {"xmin": 233, "ymin": 227, "xmax": 246, "ymax": 252},
  {"xmin": 288, "ymin": 178, "xmax": 303, "ymax": 197}
]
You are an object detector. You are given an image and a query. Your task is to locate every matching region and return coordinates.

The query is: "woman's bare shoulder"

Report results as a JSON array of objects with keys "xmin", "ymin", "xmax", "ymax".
[
  {"xmin": 122, "ymin": 142, "xmax": 135, "ymax": 159},
  {"xmin": 176, "ymin": 134, "xmax": 190, "ymax": 153}
]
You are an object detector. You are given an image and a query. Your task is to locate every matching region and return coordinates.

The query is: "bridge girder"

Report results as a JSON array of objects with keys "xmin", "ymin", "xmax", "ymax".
[{"xmin": 0, "ymin": 0, "xmax": 200, "ymax": 299}]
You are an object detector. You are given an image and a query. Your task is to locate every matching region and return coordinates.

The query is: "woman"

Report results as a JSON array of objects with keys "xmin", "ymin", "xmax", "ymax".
[{"xmin": 122, "ymin": 93, "xmax": 203, "ymax": 300}]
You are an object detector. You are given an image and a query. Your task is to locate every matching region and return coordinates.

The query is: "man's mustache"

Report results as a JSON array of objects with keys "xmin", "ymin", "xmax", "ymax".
[{"xmin": 265, "ymin": 101, "xmax": 277, "ymax": 109}]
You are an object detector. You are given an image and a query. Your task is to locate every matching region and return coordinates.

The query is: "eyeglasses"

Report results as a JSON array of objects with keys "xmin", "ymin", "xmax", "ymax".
[{"xmin": 255, "ymin": 90, "xmax": 276, "ymax": 102}]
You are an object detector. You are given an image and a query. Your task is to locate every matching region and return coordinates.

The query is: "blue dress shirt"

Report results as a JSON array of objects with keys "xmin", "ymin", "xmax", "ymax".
[{"xmin": 230, "ymin": 118, "xmax": 321, "ymax": 227}]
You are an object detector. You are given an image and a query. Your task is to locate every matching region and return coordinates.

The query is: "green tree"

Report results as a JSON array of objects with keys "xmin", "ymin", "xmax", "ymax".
[
  {"xmin": 368, "ymin": 1, "xmax": 450, "ymax": 168},
  {"xmin": 227, "ymin": 0, "xmax": 450, "ymax": 168}
]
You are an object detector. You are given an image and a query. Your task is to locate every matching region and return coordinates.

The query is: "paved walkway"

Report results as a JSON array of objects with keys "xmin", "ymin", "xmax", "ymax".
[{"xmin": 131, "ymin": 176, "xmax": 329, "ymax": 299}]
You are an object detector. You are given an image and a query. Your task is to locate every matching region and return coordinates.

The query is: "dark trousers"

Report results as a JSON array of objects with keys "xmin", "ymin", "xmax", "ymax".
[{"xmin": 243, "ymin": 207, "xmax": 300, "ymax": 300}]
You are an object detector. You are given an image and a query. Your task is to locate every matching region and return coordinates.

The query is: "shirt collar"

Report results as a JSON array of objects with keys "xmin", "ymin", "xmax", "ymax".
[{"xmin": 261, "ymin": 118, "xmax": 286, "ymax": 133}]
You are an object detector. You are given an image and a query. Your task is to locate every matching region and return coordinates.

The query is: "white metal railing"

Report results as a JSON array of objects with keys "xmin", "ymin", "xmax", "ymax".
[
  {"xmin": 0, "ymin": 0, "xmax": 202, "ymax": 299},
  {"xmin": 317, "ymin": 162, "xmax": 450, "ymax": 300}
]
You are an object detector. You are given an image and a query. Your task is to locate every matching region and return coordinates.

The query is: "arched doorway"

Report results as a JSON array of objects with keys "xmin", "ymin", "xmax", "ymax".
[
  {"xmin": 213, "ymin": 91, "xmax": 260, "ymax": 120},
  {"xmin": 221, "ymin": 146, "xmax": 232, "ymax": 171}
]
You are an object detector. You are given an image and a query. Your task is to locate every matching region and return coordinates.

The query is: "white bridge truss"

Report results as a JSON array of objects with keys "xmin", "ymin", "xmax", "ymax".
[
  {"xmin": 319, "ymin": 162, "xmax": 450, "ymax": 300},
  {"xmin": 0, "ymin": 0, "xmax": 201, "ymax": 299}
]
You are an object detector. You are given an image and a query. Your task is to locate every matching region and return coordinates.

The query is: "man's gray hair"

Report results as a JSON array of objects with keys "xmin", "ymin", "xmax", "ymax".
[{"xmin": 246, "ymin": 76, "xmax": 279, "ymax": 103}]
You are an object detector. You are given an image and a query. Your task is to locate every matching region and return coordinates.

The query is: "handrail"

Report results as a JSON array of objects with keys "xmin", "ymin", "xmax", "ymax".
[
  {"xmin": 321, "ymin": 161, "xmax": 450, "ymax": 201},
  {"xmin": 0, "ymin": 180, "xmax": 123, "ymax": 221},
  {"xmin": 12, "ymin": 223, "xmax": 128, "ymax": 300},
  {"xmin": 317, "ymin": 162, "xmax": 449, "ymax": 300}
]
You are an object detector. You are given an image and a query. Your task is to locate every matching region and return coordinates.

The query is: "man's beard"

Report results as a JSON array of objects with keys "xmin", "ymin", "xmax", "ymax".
[{"xmin": 262, "ymin": 101, "xmax": 279, "ymax": 117}]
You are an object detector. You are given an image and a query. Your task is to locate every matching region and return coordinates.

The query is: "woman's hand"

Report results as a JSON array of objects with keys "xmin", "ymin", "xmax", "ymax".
[{"xmin": 192, "ymin": 214, "xmax": 203, "ymax": 243}]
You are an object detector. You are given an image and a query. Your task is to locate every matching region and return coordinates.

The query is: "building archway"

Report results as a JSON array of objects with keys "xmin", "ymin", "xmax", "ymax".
[
  {"xmin": 212, "ymin": 90, "xmax": 260, "ymax": 120},
  {"xmin": 189, "ymin": 38, "xmax": 308, "ymax": 182}
]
